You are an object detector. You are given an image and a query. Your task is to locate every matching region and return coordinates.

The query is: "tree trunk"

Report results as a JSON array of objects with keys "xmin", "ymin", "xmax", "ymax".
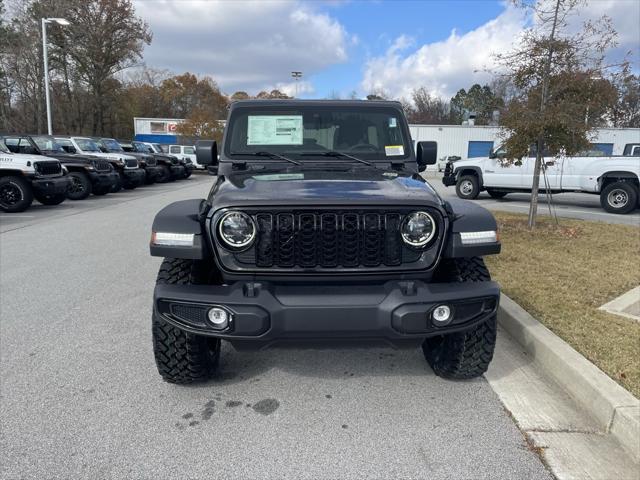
[{"xmin": 528, "ymin": 138, "xmax": 544, "ymax": 228}]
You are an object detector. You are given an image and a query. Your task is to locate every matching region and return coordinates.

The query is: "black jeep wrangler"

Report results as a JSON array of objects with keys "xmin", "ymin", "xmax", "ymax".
[
  {"xmin": 130, "ymin": 141, "xmax": 185, "ymax": 182},
  {"xmin": 3, "ymin": 134, "xmax": 118, "ymax": 200},
  {"xmin": 150, "ymin": 100, "xmax": 501, "ymax": 384}
]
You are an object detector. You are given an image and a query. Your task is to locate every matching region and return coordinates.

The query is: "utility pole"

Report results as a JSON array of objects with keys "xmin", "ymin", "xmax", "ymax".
[
  {"xmin": 41, "ymin": 18, "xmax": 70, "ymax": 135},
  {"xmin": 291, "ymin": 71, "xmax": 302, "ymax": 98}
]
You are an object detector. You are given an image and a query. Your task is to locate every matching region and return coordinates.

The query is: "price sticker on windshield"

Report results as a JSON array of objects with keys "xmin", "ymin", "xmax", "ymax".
[
  {"xmin": 247, "ymin": 115, "xmax": 303, "ymax": 145},
  {"xmin": 385, "ymin": 145, "xmax": 404, "ymax": 156}
]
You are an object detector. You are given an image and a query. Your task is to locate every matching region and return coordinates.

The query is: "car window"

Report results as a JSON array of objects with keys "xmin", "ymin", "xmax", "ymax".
[
  {"xmin": 184, "ymin": 147, "xmax": 195, "ymax": 154},
  {"xmin": 170, "ymin": 146, "xmax": 180, "ymax": 154}
]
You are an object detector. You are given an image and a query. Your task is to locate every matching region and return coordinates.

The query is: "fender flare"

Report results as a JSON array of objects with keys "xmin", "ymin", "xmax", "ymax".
[
  {"xmin": 150, "ymin": 199, "xmax": 210, "ymax": 259},
  {"xmin": 442, "ymin": 199, "xmax": 500, "ymax": 258},
  {"xmin": 454, "ymin": 166, "xmax": 484, "ymax": 188}
]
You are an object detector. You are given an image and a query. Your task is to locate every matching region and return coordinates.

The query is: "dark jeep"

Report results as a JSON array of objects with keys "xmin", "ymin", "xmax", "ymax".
[
  {"xmin": 149, "ymin": 100, "xmax": 501, "ymax": 384},
  {"xmin": 3, "ymin": 135, "xmax": 118, "ymax": 200},
  {"xmin": 128, "ymin": 141, "xmax": 185, "ymax": 182},
  {"xmin": 92, "ymin": 137, "xmax": 152, "ymax": 190}
]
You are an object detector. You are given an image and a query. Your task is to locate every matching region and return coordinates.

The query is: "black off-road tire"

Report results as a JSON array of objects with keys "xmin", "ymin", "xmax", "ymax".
[
  {"xmin": 111, "ymin": 174, "xmax": 123, "ymax": 193},
  {"xmin": 600, "ymin": 181, "xmax": 637, "ymax": 214},
  {"xmin": 156, "ymin": 165, "xmax": 171, "ymax": 183},
  {"xmin": 455, "ymin": 175, "xmax": 480, "ymax": 200},
  {"xmin": 144, "ymin": 171, "xmax": 156, "ymax": 185},
  {"xmin": 66, "ymin": 171, "xmax": 92, "ymax": 200},
  {"xmin": 0, "ymin": 176, "xmax": 33, "ymax": 212},
  {"xmin": 34, "ymin": 192, "xmax": 66, "ymax": 206},
  {"xmin": 152, "ymin": 258, "xmax": 221, "ymax": 384},
  {"xmin": 423, "ymin": 257, "xmax": 497, "ymax": 379},
  {"xmin": 487, "ymin": 189, "xmax": 507, "ymax": 199}
]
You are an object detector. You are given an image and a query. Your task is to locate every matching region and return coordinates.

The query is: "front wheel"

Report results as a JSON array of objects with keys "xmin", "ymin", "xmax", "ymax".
[
  {"xmin": 66, "ymin": 172, "xmax": 92, "ymax": 200},
  {"xmin": 152, "ymin": 258, "xmax": 221, "ymax": 384},
  {"xmin": 455, "ymin": 175, "xmax": 480, "ymax": 200},
  {"xmin": 34, "ymin": 192, "xmax": 66, "ymax": 206},
  {"xmin": 423, "ymin": 257, "xmax": 497, "ymax": 379},
  {"xmin": 156, "ymin": 165, "xmax": 171, "ymax": 183},
  {"xmin": 600, "ymin": 182, "xmax": 637, "ymax": 214},
  {"xmin": 0, "ymin": 176, "xmax": 33, "ymax": 212}
]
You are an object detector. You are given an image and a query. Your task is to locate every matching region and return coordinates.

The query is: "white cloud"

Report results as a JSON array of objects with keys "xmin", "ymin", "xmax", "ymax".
[
  {"xmin": 133, "ymin": 0, "xmax": 349, "ymax": 94},
  {"xmin": 361, "ymin": 6, "xmax": 526, "ymax": 100},
  {"xmin": 271, "ymin": 80, "xmax": 315, "ymax": 97},
  {"xmin": 361, "ymin": 0, "xmax": 639, "ymax": 101}
]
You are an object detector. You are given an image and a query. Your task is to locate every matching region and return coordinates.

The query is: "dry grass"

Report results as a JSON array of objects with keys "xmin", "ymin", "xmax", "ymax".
[{"xmin": 485, "ymin": 212, "xmax": 640, "ymax": 397}]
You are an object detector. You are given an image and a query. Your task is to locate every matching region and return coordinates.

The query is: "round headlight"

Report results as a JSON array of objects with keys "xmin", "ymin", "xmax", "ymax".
[
  {"xmin": 217, "ymin": 211, "xmax": 256, "ymax": 249},
  {"xmin": 401, "ymin": 211, "xmax": 436, "ymax": 247}
]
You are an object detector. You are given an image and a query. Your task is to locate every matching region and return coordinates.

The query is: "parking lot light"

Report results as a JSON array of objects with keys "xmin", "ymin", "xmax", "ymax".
[{"xmin": 42, "ymin": 17, "xmax": 71, "ymax": 135}]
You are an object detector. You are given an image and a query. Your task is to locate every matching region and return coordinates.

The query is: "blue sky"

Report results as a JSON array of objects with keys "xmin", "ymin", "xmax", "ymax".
[
  {"xmin": 133, "ymin": 0, "xmax": 638, "ymax": 100},
  {"xmin": 311, "ymin": 0, "xmax": 506, "ymax": 97}
]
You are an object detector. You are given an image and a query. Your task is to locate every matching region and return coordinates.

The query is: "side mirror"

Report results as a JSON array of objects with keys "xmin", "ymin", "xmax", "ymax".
[
  {"xmin": 489, "ymin": 150, "xmax": 497, "ymax": 159},
  {"xmin": 416, "ymin": 141, "xmax": 437, "ymax": 171},
  {"xmin": 195, "ymin": 140, "xmax": 218, "ymax": 166}
]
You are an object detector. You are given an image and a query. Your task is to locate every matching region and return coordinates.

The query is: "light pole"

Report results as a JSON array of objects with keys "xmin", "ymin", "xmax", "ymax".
[
  {"xmin": 291, "ymin": 71, "xmax": 302, "ymax": 97},
  {"xmin": 41, "ymin": 17, "xmax": 70, "ymax": 135}
]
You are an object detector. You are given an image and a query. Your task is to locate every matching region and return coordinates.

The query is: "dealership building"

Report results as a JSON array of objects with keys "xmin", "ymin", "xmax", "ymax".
[{"xmin": 134, "ymin": 117, "xmax": 639, "ymax": 159}]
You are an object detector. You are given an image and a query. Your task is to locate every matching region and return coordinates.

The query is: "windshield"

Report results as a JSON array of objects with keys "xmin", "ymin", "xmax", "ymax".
[
  {"xmin": 133, "ymin": 141, "xmax": 153, "ymax": 153},
  {"xmin": 0, "ymin": 141, "xmax": 9, "ymax": 154},
  {"xmin": 226, "ymin": 105, "xmax": 410, "ymax": 161},
  {"xmin": 32, "ymin": 136, "xmax": 65, "ymax": 153},
  {"xmin": 101, "ymin": 138, "xmax": 123, "ymax": 152},
  {"xmin": 74, "ymin": 138, "xmax": 101, "ymax": 152}
]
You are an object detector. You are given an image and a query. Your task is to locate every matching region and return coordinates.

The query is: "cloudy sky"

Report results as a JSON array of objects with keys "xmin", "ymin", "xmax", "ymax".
[{"xmin": 133, "ymin": 0, "xmax": 640, "ymax": 100}]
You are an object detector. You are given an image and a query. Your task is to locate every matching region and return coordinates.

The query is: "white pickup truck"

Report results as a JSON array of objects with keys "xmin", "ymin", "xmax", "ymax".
[{"xmin": 442, "ymin": 143, "xmax": 640, "ymax": 214}]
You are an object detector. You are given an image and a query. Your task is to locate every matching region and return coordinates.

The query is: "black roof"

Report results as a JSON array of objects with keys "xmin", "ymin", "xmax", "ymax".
[{"xmin": 229, "ymin": 99, "xmax": 403, "ymax": 110}]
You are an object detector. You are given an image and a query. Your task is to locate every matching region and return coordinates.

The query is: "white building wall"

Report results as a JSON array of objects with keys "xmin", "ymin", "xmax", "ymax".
[{"xmin": 409, "ymin": 125, "xmax": 640, "ymax": 159}]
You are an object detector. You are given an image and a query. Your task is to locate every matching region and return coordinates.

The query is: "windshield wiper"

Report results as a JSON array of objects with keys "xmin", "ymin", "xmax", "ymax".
[
  {"xmin": 299, "ymin": 151, "xmax": 373, "ymax": 166},
  {"xmin": 232, "ymin": 151, "xmax": 301, "ymax": 166}
]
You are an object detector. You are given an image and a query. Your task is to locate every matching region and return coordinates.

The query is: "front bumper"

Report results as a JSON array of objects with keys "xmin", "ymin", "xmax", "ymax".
[
  {"xmin": 170, "ymin": 165, "xmax": 185, "ymax": 178},
  {"xmin": 442, "ymin": 163, "xmax": 456, "ymax": 186},
  {"xmin": 31, "ymin": 175, "xmax": 70, "ymax": 195},
  {"xmin": 143, "ymin": 165, "xmax": 163, "ymax": 180},
  {"xmin": 154, "ymin": 280, "xmax": 500, "ymax": 348},
  {"xmin": 122, "ymin": 168, "xmax": 146, "ymax": 186},
  {"xmin": 89, "ymin": 171, "xmax": 119, "ymax": 188}
]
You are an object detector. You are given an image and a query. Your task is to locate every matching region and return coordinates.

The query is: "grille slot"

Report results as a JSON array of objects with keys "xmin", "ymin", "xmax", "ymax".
[
  {"xmin": 239, "ymin": 210, "xmax": 427, "ymax": 269},
  {"xmin": 93, "ymin": 159, "xmax": 111, "ymax": 172},
  {"xmin": 34, "ymin": 161, "xmax": 62, "ymax": 176}
]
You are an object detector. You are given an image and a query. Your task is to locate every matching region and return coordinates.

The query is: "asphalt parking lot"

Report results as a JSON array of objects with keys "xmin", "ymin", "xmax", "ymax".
[{"xmin": 0, "ymin": 174, "xmax": 553, "ymax": 479}]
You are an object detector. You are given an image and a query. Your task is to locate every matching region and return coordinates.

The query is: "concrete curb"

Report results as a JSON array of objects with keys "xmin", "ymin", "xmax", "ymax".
[{"xmin": 498, "ymin": 294, "xmax": 640, "ymax": 463}]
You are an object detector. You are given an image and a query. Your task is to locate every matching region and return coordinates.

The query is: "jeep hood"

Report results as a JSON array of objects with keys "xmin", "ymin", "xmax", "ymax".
[{"xmin": 212, "ymin": 169, "xmax": 443, "ymax": 208}]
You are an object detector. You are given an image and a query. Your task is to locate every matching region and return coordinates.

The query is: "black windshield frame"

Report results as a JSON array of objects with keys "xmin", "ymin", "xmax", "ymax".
[{"xmin": 224, "ymin": 104, "xmax": 412, "ymax": 163}]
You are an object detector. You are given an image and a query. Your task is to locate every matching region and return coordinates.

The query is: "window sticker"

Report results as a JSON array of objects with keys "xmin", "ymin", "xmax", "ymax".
[
  {"xmin": 388, "ymin": 117, "xmax": 397, "ymax": 128},
  {"xmin": 247, "ymin": 115, "xmax": 303, "ymax": 145},
  {"xmin": 385, "ymin": 145, "xmax": 404, "ymax": 156}
]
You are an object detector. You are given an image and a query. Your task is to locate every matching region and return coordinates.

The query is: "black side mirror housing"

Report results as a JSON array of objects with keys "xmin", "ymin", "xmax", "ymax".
[
  {"xmin": 195, "ymin": 140, "xmax": 218, "ymax": 166},
  {"xmin": 489, "ymin": 150, "xmax": 497, "ymax": 159},
  {"xmin": 416, "ymin": 141, "xmax": 437, "ymax": 172}
]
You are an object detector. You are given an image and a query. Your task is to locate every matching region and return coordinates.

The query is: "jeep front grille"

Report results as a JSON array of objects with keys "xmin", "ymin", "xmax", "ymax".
[
  {"xmin": 228, "ymin": 209, "xmax": 440, "ymax": 270},
  {"xmin": 125, "ymin": 159, "xmax": 138, "ymax": 168},
  {"xmin": 34, "ymin": 161, "xmax": 62, "ymax": 176},
  {"xmin": 93, "ymin": 159, "xmax": 112, "ymax": 172}
]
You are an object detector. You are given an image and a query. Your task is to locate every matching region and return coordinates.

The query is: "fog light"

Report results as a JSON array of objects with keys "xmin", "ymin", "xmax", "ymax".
[
  {"xmin": 432, "ymin": 305, "xmax": 452, "ymax": 326},
  {"xmin": 208, "ymin": 307, "xmax": 229, "ymax": 329}
]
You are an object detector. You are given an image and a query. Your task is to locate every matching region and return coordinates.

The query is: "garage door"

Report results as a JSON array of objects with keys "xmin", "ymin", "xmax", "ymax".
[
  {"xmin": 590, "ymin": 143, "xmax": 614, "ymax": 155},
  {"xmin": 468, "ymin": 141, "xmax": 494, "ymax": 158}
]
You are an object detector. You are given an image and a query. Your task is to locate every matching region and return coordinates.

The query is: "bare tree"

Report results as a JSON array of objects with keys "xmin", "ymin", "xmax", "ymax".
[{"xmin": 496, "ymin": 0, "xmax": 625, "ymax": 228}]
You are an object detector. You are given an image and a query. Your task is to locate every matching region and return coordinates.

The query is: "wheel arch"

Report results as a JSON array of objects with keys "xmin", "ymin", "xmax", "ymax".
[
  {"xmin": 455, "ymin": 166, "xmax": 484, "ymax": 188},
  {"xmin": 150, "ymin": 199, "xmax": 210, "ymax": 260},
  {"xmin": 598, "ymin": 171, "xmax": 639, "ymax": 191}
]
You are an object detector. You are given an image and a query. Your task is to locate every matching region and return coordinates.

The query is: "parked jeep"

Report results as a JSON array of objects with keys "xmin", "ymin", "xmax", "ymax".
[
  {"xmin": 129, "ymin": 141, "xmax": 185, "ymax": 182},
  {"xmin": 3, "ymin": 135, "xmax": 118, "ymax": 200},
  {"xmin": 167, "ymin": 144, "xmax": 203, "ymax": 169},
  {"xmin": 92, "ymin": 137, "xmax": 153, "ymax": 190},
  {"xmin": 0, "ymin": 140, "xmax": 69, "ymax": 212},
  {"xmin": 143, "ymin": 142, "xmax": 194, "ymax": 178},
  {"xmin": 53, "ymin": 136, "xmax": 145, "ymax": 193},
  {"xmin": 149, "ymin": 100, "xmax": 501, "ymax": 384},
  {"xmin": 442, "ymin": 144, "xmax": 640, "ymax": 214}
]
